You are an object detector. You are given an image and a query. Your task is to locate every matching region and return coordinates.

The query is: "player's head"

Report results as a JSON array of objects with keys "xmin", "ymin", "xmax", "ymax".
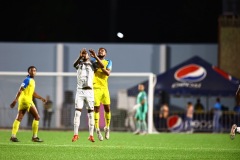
[
  {"xmin": 138, "ymin": 84, "xmax": 145, "ymax": 91},
  {"xmin": 27, "ymin": 66, "xmax": 37, "ymax": 77},
  {"xmin": 197, "ymin": 98, "xmax": 201, "ymax": 103},
  {"xmin": 187, "ymin": 101, "xmax": 192, "ymax": 107},
  {"xmin": 97, "ymin": 47, "xmax": 107, "ymax": 59},
  {"xmin": 80, "ymin": 48, "xmax": 90, "ymax": 61}
]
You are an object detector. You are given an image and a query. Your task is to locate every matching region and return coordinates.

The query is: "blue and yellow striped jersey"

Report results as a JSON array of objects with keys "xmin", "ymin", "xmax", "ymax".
[
  {"xmin": 19, "ymin": 75, "xmax": 35, "ymax": 103},
  {"xmin": 91, "ymin": 58, "xmax": 112, "ymax": 89}
]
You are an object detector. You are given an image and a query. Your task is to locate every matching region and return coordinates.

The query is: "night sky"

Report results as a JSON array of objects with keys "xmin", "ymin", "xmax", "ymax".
[{"xmin": 0, "ymin": 0, "xmax": 222, "ymax": 43}]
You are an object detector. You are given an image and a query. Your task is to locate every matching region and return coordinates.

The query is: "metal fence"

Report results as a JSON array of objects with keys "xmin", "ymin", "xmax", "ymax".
[
  {"xmin": 112, "ymin": 110, "xmax": 240, "ymax": 133},
  {"xmin": 1, "ymin": 106, "xmax": 239, "ymax": 133}
]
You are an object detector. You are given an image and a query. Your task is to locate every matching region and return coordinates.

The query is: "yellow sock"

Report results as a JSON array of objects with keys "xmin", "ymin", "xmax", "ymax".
[
  {"xmin": 12, "ymin": 120, "xmax": 20, "ymax": 137},
  {"xmin": 104, "ymin": 111, "xmax": 111, "ymax": 128},
  {"xmin": 94, "ymin": 112, "xmax": 100, "ymax": 129},
  {"xmin": 32, "ymin": 119, "xmax": 39, "ymax": 137}
]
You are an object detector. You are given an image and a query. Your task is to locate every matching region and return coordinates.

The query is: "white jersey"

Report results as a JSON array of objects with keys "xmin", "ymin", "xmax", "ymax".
[{"xmin": 76, "ymin": 61, "xmax": 94, "ymax": 89}]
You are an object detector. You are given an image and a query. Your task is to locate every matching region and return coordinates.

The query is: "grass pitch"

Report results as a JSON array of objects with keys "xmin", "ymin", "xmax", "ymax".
[{"xmin": 0, "ymin": 130, "xmax": 239, "ymax": 160}]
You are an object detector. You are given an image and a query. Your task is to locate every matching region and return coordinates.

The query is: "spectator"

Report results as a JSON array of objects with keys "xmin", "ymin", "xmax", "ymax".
[
  {"xmin": 159, "ymin": 103, "xmax": 169, "ymax": 131},
  {"xmin": 213, "ymin": 97, "xmax": 222, "ymax": 133},
  {"xmin": 194, "ymin": 98, "xmax": 204, "ymax": 112},
  {"xmin": 43, "ymin": 95, "xmax": 53, "ymax": 129},
  {"xmin": 184, "ymin": 102, "xmax": 194, "ymax": 133}
]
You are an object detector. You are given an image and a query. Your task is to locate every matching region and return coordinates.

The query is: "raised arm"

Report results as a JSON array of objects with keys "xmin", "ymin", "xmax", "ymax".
[
  {"xmin": 73, "ymin": 49, "xmax": 86, "ymax": 69},
  {"xmin": 100, "ymin": 68, "xmax": 111, "ymax": 76},
  {"xmin": 89, "ymin": 49, "xmax": 104, "ymax": 68},
  {"xmin": 99, "ymin": 59, "xmax": 112, "ymax": 76}
]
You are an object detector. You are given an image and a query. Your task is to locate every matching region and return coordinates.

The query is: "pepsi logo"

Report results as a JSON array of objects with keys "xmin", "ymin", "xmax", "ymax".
[
  {"xmin": 167, "ymin": 115, "xmax": 183, "ymax": 132},
  {"xmin": 174, "ymin": 64, "xmax": 207, "ymax": 82}
]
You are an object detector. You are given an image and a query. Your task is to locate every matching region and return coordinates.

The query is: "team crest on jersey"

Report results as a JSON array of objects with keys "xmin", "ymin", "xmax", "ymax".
[{"xmin": 174, "ymin": 64, "xmax": 207, "ymax": 82}]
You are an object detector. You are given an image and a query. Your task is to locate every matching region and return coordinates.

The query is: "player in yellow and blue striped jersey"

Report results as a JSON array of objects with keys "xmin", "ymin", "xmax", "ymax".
[
  {"xmin": 10, "ymin": 66, "xmax": 47, "ymax": 142},
  {"xmin": 90, "ymin": 47, "xmax": 112, "ymax": 141}
]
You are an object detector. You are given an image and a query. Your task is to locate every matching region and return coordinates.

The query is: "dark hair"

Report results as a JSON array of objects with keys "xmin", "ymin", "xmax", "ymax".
[
  {"xmin": 28, "ymin": 66, "xmax": 37, "ymax": 72},
  {"xmin": 99, "ymin": 47, "xmax": 107, "ymax": 53}
]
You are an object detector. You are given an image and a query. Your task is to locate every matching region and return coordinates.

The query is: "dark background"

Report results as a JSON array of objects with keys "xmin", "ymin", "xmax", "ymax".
[{"xmin": 0, "ymin": 0, "xmax": 224, "ymax": 43}]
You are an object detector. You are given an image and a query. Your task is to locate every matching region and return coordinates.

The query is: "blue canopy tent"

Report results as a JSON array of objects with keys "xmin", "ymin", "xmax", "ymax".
[
  {"xmin": 127, "ymin": 56, "xmax": 239, "ymax": 112},
  {"xmin": 128, "ymin": 56, "xmax": 239, "ymax": 97},
  {"xmin": 127, "ymin": 56, "xmax": 239, "ymax": 132}
]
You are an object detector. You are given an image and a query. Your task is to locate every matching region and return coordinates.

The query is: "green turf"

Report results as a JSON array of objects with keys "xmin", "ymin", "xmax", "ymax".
[{"xmin": 0, "ymin": 130, "xmax": 239, "ymax": 160}]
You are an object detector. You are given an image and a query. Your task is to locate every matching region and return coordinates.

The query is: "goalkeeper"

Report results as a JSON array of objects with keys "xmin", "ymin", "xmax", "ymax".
[{"xmin": 133, "ymin": 84, "xmax": 148, "ymax": 135}]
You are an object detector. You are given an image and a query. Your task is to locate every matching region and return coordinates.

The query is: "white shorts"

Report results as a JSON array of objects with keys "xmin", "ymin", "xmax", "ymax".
[{"xmin": 75, "ymin": 89, "xmax": 94, "ymax": 110}]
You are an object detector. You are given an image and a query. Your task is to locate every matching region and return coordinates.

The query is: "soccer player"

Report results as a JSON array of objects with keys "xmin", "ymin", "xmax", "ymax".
[
  {"xmin": 9, "ymin": 66, "xmax": 47, "ymax": 142},
  {"xmin": 133, "ymin": 84, "xmax": 148, "ymax": 135},
  {"xmin": 90, "ymin": 47, "xmax": 112, "ymax": 140},
  {"xmin": 230, "ymin": 84, "xmax": 240, "ymax": 140},
  {"xmin": 72, "ymin": 48, "xmax": 103, "ymax": 142}
]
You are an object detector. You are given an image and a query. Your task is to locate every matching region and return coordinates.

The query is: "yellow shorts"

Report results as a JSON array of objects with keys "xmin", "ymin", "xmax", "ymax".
[
  {"xmin": 94, "ymin": 88, "xmax": 110, "ymax": 106},
  {"xmin": 18, "ymin": 100, "xmax": 35, "ymax": 112}
]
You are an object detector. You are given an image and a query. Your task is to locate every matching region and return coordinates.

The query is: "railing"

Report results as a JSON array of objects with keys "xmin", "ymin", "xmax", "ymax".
[
  {"xmin": 2, "ymin": 106, "xmax": 239, "ymax": 133},
  {"xmin": 154, "ymin": 111, "xmax": 240, "ymax": 133}
]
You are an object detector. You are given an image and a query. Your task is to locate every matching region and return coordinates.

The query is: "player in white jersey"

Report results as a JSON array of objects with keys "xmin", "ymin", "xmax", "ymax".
[{"xmin": 72, "ymin": 48, "xmax": 104, "ymax": 142}]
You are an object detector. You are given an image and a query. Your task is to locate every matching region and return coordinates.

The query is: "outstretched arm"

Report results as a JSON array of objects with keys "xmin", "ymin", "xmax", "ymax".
[{"xmin": 10, "ymin": 87, "xmax": 24, "ymax": 108}]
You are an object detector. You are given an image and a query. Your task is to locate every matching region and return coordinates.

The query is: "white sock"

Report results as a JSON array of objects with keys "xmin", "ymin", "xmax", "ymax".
[
  {"xmin": 74, "ymin": 110, "xmax": 81, "ymax": 135},
  {"xmin": 141, "ymin": 121, "xmax": 147, "ymax": 132},
  {"xmin": 88, "ymin": 111, "xmax": 94, "ymax": 136}
]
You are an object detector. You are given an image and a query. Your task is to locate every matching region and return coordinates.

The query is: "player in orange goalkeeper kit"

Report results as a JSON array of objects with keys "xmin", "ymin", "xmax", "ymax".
[
  {"xmin": 230, "ymin": 84, "xmax": 240, "ymax": 140},
  {"xmin": 90, "ymin": 47, "xmax": 112, "ymax": 141},
  {"xmin": 10, "ymin": 66, "xmax": 47, "ymax": 142}
]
